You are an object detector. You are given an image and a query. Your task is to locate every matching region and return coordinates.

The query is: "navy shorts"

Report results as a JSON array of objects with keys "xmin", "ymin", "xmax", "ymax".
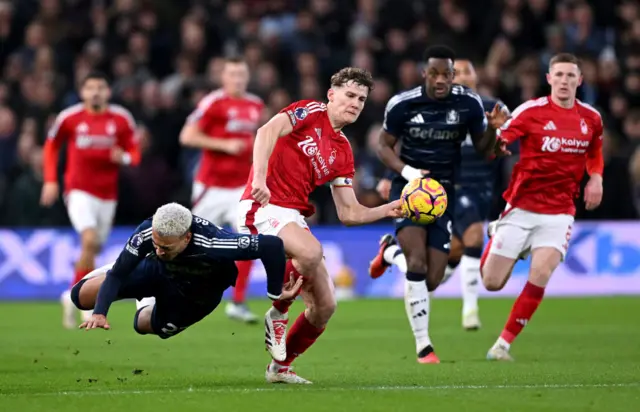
[
  {"xmin": 390, "ymin": 179, "xmax": 453, "ymax": 254},
  {"xmin": 113, "ymin": 259, "xmax": 227, "ymax": 339},
  {"xmin": 453, "ymin": 188, "xmax": 492, "ymax": 239}
]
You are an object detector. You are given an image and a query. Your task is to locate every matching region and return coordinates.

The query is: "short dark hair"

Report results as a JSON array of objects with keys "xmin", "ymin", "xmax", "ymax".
[
  {"xmin": 224, "ymin": 56, "xmax": 247, "ymax": 65},
  {"xmin": 82, "ymin": 71, "xmax": 109, "ymax": 86},
  {"xmin": 330, "ymin": 67, "xmax": 374, "ymax": 92},
  {"xmin": 423, "ymin": 45, "xmax": 456, "ymax": 63},
  {"xmin": 549, "ymin": 53, "xmax": 581, "ymax": 70}
]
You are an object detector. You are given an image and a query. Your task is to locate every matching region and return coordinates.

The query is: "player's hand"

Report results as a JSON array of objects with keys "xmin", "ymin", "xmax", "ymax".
[
  {"xmin": 385, "ymin": 199, "xmax": 404, "ymax": 218},
  {"xmin": 486, "ymin": 103, "xmax": 510, "ymax": 130},
  {"xmin": 251, "ymin": 178, "xmax": 271, "ymax": 206},
  {"xmin": 79, "ymin": 314, "xmax": 110, "ymax": 330},
  {"xmin": 110, "ymin": 146, "xmax": 125, "ymax": 164},
  {"xmin": 223, "ymin": 139, "xmax": 246, "ymax": 155},
  {"xmin": 493, "ymin": 138, "xmax": 512, "ymax": 158},
  {"xmin": 40, "ymin": 182, "xmax": 59, "ymax": 206},
  {"xmin": 376, "ymin": 178, "xmax": 392, "ymax": 200},
  {"xmin": 278, "ymin": 276, "xmax": 304, "ymax": 302},
  {"xmin": 584, "ymin": 174, "xmax": 603, "ymax": 210}
]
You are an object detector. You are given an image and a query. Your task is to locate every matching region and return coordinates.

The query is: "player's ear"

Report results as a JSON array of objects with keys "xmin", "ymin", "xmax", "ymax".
[
  {"xmin": 545, "ymin": 72, "xmax": 552, "ymax": 86},
  {"xmin": 327, "ymin": 88, "xmax": 334, "ymax": 102},
  {"xmin": 577, "ymin": 74, "xmax": 583, "ymax": 87}
]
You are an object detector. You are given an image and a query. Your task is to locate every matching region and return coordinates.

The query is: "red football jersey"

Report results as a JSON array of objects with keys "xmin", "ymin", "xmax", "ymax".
[
  {"xmin": 44, "ymin": 103, "xmax": 139, "ymax": 200},
  {"xmin": 187, "ymin": 89, "xmax": 264, "ymax": 188},
  {"xmin": 241, "ymin": 100, "xmax": 355, "ymax": 217},
  {"xmin": 498, "ymin": 96, "xmax": 604, "ymax": 216}
]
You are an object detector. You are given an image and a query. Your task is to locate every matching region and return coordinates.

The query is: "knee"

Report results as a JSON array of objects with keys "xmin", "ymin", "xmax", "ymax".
[
  {"xmin": 133, "ymin": 306, "xmax": 154, "ymax": 335},
  {"xmin": 295, "ymin": 242, "xmax": 324, "ymax": 272},
  {"xmin": 81, "ymin": 230, "xmax": 101, "ymax": 253},
  {"xmin": 405, "ymin": 256, "xmax": 428, "ymax": 275},
  {"xmin": 482, "ymin": 276, "xmax": 504, "ymax": 292},
  {"xmin": 462, "ymin": 223, "xmax": 485, "ymax": 249},
  {"xmin": 70, "ymin": 279, "xmax": 92, "ymax": 310}
]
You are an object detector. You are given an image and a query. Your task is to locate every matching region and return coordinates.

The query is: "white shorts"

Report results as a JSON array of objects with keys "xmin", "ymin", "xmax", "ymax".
[
  {"xmin": 66, "ymin": 190, "xmax": 117, "ymax": 244},
  {"xmin": 489, "ymin": 204, "xmax": 574, "ymax": 260},
  {"xmin": 191, "ymin": 182, "xmax": 245, "ymax": 228},
  {"xmin": 236, "ymin": 200, "xmax": 308, "ymax": 236}
]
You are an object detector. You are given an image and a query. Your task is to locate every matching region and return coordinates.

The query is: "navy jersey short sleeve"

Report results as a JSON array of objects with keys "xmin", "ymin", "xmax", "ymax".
[
  {"xmin": 466, "ymin": 93, "xmax": 488, "ymax": 136},
  {"xmin": 382, "ymin": 97, "xmax": 406, "ymax": 137}
]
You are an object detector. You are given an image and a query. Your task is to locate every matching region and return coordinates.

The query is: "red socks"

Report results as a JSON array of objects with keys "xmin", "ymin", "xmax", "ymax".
[
  {"xmin": 233, "ymin": 260, "xmax": 253, "ymax": 304},
  {"xmin": 280, "ymin": 312, "xmax": 325, "ymax": 366},
  {"xmin": 272, "ymin": 260, "xmax": 303, "ymax": 314},
  {"xmin": 500, "ymin": 281, "xmax": 545, "ymax": 344},
  {"xmin": 72, "ymin": 268, "xmax": 91, "ymax": 286}
]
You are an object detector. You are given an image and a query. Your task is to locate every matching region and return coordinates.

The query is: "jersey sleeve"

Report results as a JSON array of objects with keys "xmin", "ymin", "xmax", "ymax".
[
  {"xmin": 496, "ymin": 101, "xmax": 532, "ymax": 144},
  {"xmin": 93, "ymin": 220, "xmax": 154, "ymax": 316},
  {"xmin": 195, "ymin": 226, "xmax": 285, "ymax": 299},
  {"xmin": 43, "ymin": 111, "xmax": 72, "ymax": 183},
  {"xmin": 586, "ymin": 114, "xmax": 604, "ymax": 176},
  {"xmin": 187, "ymin": 93, "xmax": 219, "ymax": 131},
  {"xmin": 467, "ymin": 94, "xmax": 488, "ymax": 136},
  {"xmin": 279, "ymin": 100, "xmax": 325, "ymax": 134},
  {"xmin": 115, "ymin": 107, "xmax": 140, "ymax": 166},
  {"xmin": 382, "ymin": 98, "xmax": 405, "ymax": 137}
]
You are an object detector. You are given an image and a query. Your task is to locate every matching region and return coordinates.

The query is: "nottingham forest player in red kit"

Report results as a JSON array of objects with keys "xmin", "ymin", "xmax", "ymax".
[
  {"xmin": 180, "ymin": 57, "xmax": 264, "ymax": 324},
  {"xmin": 237, "ymin": 68, "xmax": 404, "ymax": 383},
  {"xmin": 482, "ymin": 53, "xmax": 604, "ymax": 361},
  {"xmin": 40, "ymin": 71, "xmax": 140, "ymax": 329}
]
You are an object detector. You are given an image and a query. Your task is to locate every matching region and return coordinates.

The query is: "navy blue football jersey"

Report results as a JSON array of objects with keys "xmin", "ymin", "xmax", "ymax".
[
  {"xmin": 458, "ymin": 96, "xmax": 509, "ymax": 197},
  {"xmin": 383, "ymin": 84, "xmax": 488, "ymax": 193}
]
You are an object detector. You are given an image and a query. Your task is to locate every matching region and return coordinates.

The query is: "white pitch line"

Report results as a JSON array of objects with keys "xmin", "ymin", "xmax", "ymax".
[{"xmin": 1, "ymin": 382, "xmax": 638, "ymax": 397}]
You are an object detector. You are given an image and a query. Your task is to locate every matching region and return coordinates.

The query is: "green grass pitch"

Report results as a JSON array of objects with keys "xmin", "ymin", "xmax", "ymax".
[{"xmin": 0, "ymin": 298, "xmax": 639, "ymax": 411}]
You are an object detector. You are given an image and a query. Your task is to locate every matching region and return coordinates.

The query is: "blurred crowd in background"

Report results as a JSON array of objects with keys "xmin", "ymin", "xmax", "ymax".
[{"xmin": 0, "ymin": 0, "xmax": 639, "ymax": 227}]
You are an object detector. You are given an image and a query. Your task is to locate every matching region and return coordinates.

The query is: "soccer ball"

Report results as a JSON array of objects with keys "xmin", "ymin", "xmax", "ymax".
[{"xmin": 400, "ymin": 177, "xmax": 448, "ymax": 224}]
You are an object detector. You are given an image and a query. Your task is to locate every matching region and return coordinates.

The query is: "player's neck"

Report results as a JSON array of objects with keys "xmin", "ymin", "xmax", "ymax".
[
  {"xmin": 550, "ymin": 94, "xmax": 575, "ymax": 109},
  {"xmin": 224, "ymin": 88, "xmax": 244, "ymax": 98},
  {"xmin": 326, "ymin": 104, "xmax": 345, "ymax": 131},
  {"xmin": 84, "ymin": 104, "xmax": 107, "ymax": 114}
]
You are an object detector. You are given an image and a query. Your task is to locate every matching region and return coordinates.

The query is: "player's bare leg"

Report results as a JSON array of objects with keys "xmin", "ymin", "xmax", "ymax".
[
  {"xmin": 459, "ymin": 222, "xmax": 484, "ymax": 330},
  {"xmin": 263, "ymin": 223, "xmax": 325, "ymax": 383},
  {"xmin": 396, "ymin": 226, "xmax": 439, "ymax": 364},
  {"xmin": 62, "ymin": 228, "xmax": 100, "ymax": 328},
  {"xmin": 486, "ymin": 247, "xmax": 560, "ymax": 361}
]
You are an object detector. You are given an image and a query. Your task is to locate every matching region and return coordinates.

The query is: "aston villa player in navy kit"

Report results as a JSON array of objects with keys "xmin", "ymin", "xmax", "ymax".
[
  {"xmin": 373, "ymin": 46, "xmax": 509, "ymax": 363},
  {"xmin": 71, "ymin": 203, "xmax": 300, "ymax": 342}
]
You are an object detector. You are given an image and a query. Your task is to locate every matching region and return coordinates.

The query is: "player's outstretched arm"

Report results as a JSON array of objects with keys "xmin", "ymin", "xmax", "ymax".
[
  {"xmin": 251, "ymin": 113, "xmax": 294, "ymax": 205},
  {"xmin": 92, "ymin": 224, "xmax": 152, "ymax": 318},
  {"xmin": 377, "ymin": 130, "xmax": 427, "ymax": 181},
  {"xmin": 331, "ymin": 184, "xmax": 404, "ymax": 226},
  {"xmin": 179, "ymin": 122, "xmax": 245, "ymax": 155}
]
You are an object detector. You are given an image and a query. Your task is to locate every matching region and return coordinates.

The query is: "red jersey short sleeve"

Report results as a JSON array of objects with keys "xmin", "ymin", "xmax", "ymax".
[
  {"xmin": 242, "ymin": 100, "xmax": 355, "ymax": 216},
  {"xmin": 502, "ymin": 97, "xmax": 604, "ymax": 216},
  {"xmin": 190, "ymin": 90, "xmax": 264, "ymax": 188}
]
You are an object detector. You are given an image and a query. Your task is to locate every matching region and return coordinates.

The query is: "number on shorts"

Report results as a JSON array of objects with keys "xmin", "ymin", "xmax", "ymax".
[{"xmin": 161, "ymin": 322, "xmax": 185, "ymax": 336}]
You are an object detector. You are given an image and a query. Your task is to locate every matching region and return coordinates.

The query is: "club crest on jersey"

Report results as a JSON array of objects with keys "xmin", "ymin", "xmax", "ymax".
[
  {"xmin": 446, "ymin": 109, "xmax": 459, "ymax": 124},
  {"xmin": 106, "ymin": 121, "xmax": 116, "ymax": 135},
  {"xmin": 238, "ymin": 236, "xmax": 250, "ymax": 249},
  {"xmin": 294, "ymin": 107, "xmax": 308, "ymax": 121},
  {"xmin": 580, "ymin": 118, "xmax": 588, "ymax": 135}
]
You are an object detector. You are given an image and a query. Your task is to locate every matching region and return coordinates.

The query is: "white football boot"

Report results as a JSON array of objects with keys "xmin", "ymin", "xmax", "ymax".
[
  {"xmin": 225, "ymin": 302, "xmax": 258, "ymax": 324},
  {"xmin": 264, "ymin": 306, "xmax": 288, "ymax": 361},
  {"xmin": 487, "ymin": 344, "xmax": 514, "ymax": 361},
  {"xmin": 462, "ymin": 309, "xmax": 481, "ymax": 330},
  {"xmin": 265, "ymin": 362, "xmax": 312, "ymax": 384},
  {"xmin": 60, "ymin": 290, "xmax": 77, "ymax": 329}
]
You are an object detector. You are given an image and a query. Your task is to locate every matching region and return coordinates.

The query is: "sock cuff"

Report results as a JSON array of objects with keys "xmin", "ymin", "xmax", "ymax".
[
  {"xmin": 463, "ymin": 247, "xmax": 483, "ymax": 259},
  {"xmin": 300, "ymin": 313, "xmax": 325, "ymax": 336},
  {"xmin": 524, "ymin": 281, "xmax": 545, "ymax": 298},
  {"xmin": 406, "ymin": 271, "xmax": 426, "ymax": 282}
]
